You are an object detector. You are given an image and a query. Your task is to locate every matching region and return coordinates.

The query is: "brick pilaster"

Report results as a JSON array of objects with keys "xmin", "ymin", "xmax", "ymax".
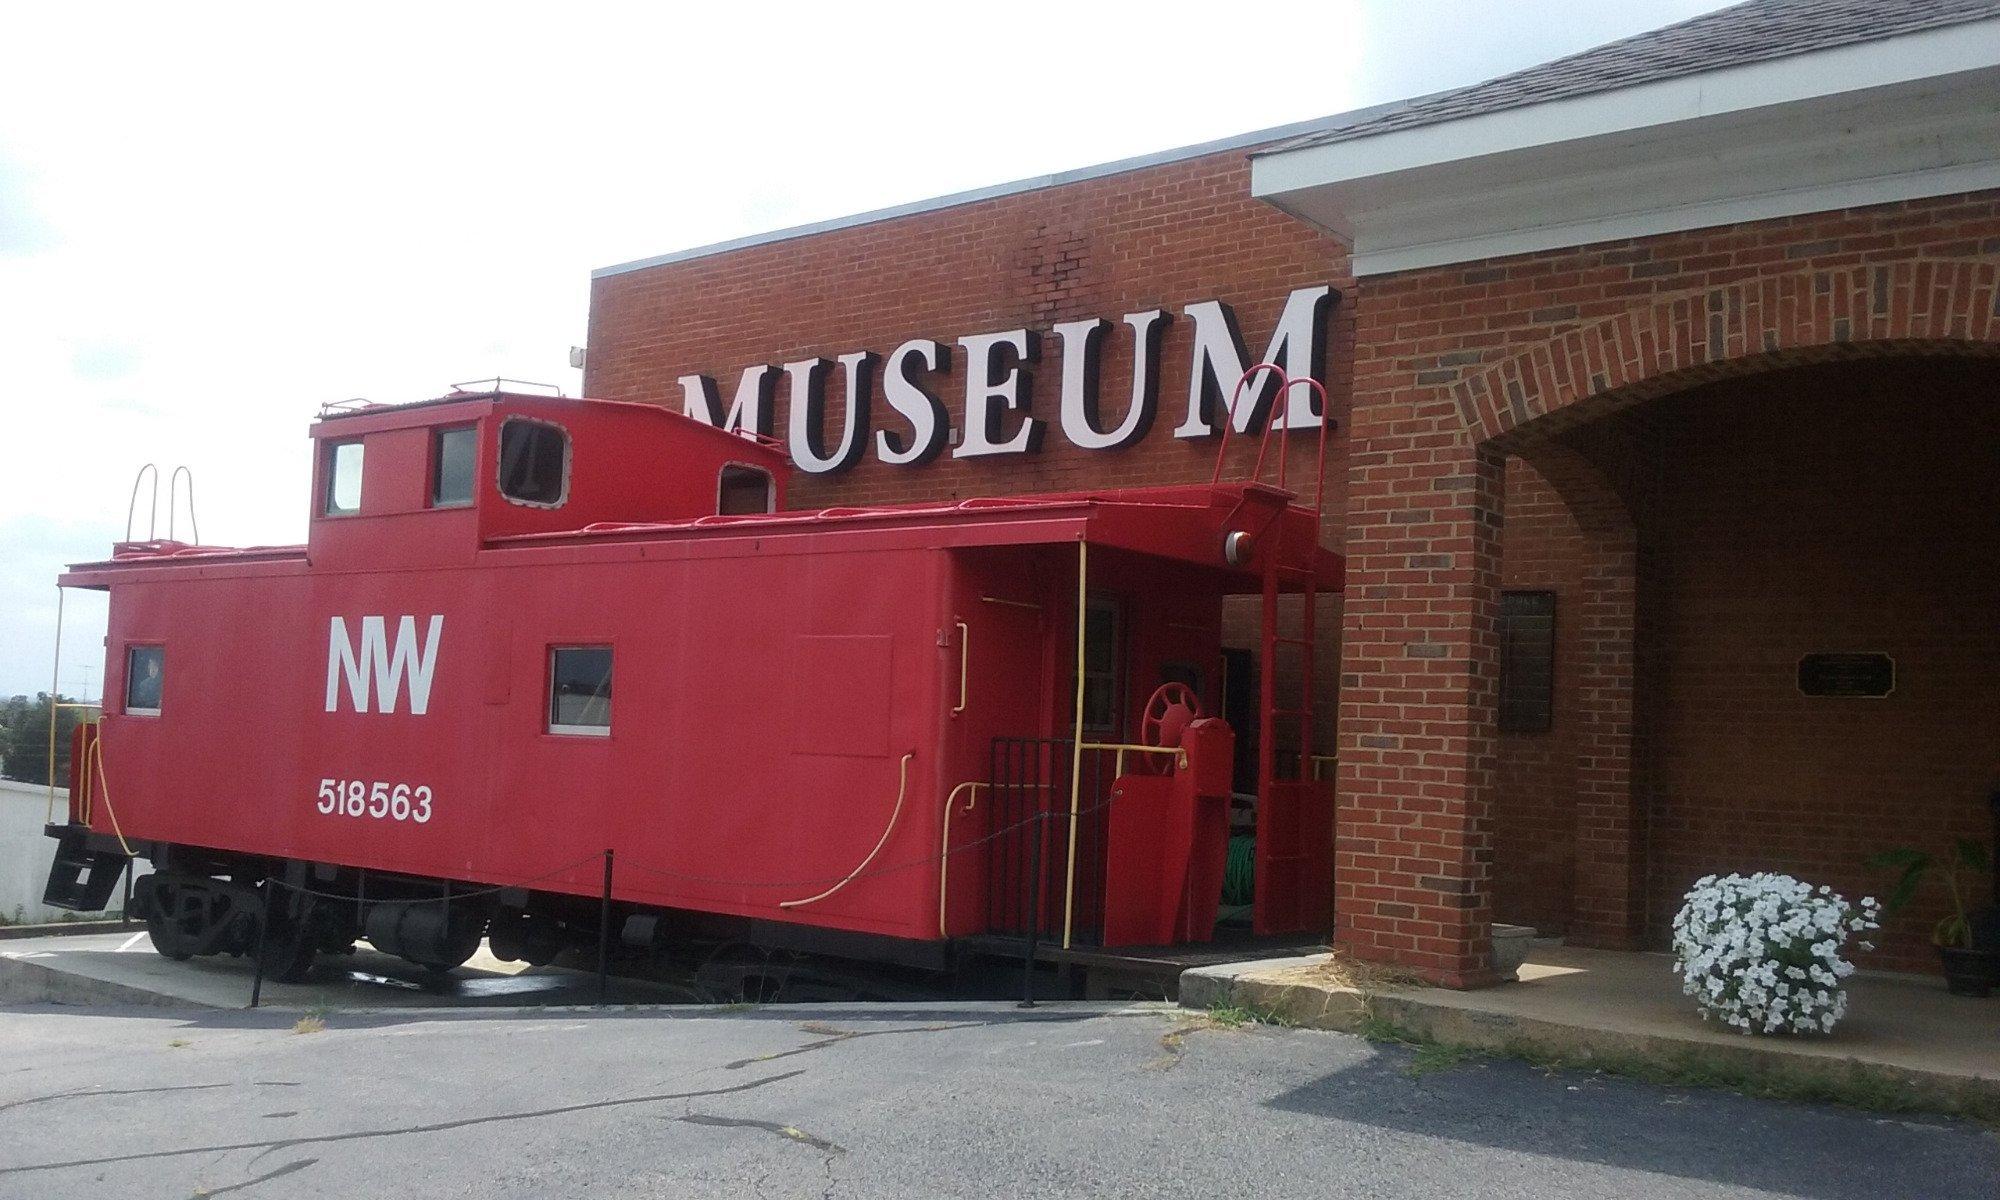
[{"xmin": 1335, "ymin": 399, "xmax": 1501, "ymax": 987}]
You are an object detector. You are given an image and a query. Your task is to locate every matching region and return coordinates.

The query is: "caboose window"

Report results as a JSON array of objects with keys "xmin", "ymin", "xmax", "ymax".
[
  {"xmin": 1079, "ymin": 598, "xmax": 1124, "ymax": 735},
  {"xmin": 548, "ymin": 646, "xmax": 612, "ymax": 736},
  {"xmin": 718, "ymin": 464, "xmax": 774, "ymax": 515},
  {"xmin": 323, "ymin": 440, "xmax": 364, "ymax": 516},
  {"xmin": 124, "ymin": 645, "xmax": 164, "ymax": 716},
  {"xmin": 498, "ymin": 418, "xmax": 569, "ymax": 508},
  {"xmin": 431, "ymin": 426, "xmax": 476, "ymax": 508}
]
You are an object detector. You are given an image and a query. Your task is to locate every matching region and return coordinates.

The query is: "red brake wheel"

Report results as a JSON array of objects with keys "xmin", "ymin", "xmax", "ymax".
[{"xmin": 1135, "ymin": 682, "xmax": 1201, "ymax": 774}]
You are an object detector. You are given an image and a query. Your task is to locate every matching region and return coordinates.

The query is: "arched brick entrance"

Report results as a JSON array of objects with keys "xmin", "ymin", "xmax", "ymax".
[{"xmin": 1336, "ymin": 257, "xmax": 2000, "ymax": 987}]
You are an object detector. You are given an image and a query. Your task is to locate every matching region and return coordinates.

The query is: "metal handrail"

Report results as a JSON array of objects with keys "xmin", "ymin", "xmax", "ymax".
[
  {"xmin": 1079, "ymin": 741, "xmax": 1188, "ymax": 777},
  {"xmin": 124, "ymin": 464, "xmax": 158, "ymax": 541},
  {"xmin": 937, "ymin": 780, "xmax": 986, "ymax": 936},
  {"xmin": 167, "ymin": 466, "xmax": 199, "ymax": 545},
  {"xmin": 952, "ymin": 621, "xmax": 969, "ymax": 716},
  {"xmin": 1208, "ymin": 363, "xmax": 1336, "ymax": 522}
]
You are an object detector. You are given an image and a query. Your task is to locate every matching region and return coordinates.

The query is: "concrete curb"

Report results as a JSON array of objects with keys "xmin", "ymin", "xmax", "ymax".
[
  {"xmin": 0, "ymin": 920, "xmax": 130, "ymax": 941},
  {"xmin": 0, "ymin": 953, "xmax": 215, "ymax": 1009},
  {"xmin": 1181, "ymin": 955, "xmax": 2000, "ymax": 1120}
]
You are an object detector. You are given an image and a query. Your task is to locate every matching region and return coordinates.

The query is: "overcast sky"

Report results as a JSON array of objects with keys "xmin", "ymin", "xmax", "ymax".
[{"xmin": 0, "ymin": 0, "xmax": 1730, "ymax": 699}]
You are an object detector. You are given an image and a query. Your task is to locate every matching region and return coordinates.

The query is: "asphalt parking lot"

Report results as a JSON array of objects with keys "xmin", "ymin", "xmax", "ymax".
[{"xmin": 0, "ymin": 1000, "xmax": 1992, "ymax": 1199}]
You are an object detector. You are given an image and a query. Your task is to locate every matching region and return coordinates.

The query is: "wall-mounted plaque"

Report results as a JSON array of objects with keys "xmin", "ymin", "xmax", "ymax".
[{"xmin": 1797, "ymin": 652, "xmax": 1895, "ymax": 698}]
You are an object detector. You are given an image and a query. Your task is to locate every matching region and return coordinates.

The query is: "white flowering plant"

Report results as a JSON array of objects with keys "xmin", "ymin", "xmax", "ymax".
[{"xmin": 1670, "ymin": 872, "xmax": 1880, "ymax": 1036}]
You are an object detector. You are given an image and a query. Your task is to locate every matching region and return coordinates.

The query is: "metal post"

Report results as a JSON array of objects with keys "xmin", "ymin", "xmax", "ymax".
[
  {"xmin": 1061, "ymin": 540, "xmax": 1088, "ymax": 949},
  {"xmin": 46, "ymin": 586, "xmax": 63, "ymax": 825},
  {"xmin": 597, "ymin": 849, "xmax": 614, "ymax": 1007},
  {"xmin": 249, "ymin": 884, "xmax": 275, "ymax": 1009},
  {"xmin": 1019, "ymin": 810, "xmax": 1044, "ymax": 1009}
]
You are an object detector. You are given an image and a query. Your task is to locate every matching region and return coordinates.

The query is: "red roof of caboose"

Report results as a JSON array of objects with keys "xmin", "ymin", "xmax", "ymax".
[{"xmin": 63, "ymin": 392, "xmax": 1341, "ymax": 591}]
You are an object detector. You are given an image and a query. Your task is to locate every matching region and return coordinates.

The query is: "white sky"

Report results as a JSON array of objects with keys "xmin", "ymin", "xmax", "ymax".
[{"xmin": 0, "ymin": 0, "xmax": 1729, "ymax": 698}]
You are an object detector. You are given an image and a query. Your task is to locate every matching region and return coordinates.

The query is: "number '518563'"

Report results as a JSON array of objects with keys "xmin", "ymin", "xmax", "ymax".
[{"xmin": 316, "ymin": 779, "xmax": 433, "ymax": 823}]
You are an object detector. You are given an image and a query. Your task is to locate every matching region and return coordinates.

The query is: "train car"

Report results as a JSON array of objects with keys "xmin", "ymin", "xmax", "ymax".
[{"xmin": 42, "ymin": 381, "xmax": 1340, "ymax": 989}]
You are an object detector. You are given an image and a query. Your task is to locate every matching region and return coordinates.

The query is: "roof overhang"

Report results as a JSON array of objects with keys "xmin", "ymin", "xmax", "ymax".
[{"xmin": 1250, "ymin": 17, "xmax": 2000, "ymax": 277}]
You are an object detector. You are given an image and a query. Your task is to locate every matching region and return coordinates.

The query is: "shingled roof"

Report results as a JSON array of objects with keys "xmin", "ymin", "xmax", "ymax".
[{"xmin": 1269, "ymin": 0, "xmax": 2000, "ymax": 153}]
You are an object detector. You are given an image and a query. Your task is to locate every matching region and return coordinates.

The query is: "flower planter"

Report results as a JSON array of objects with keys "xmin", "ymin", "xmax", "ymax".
[
  {"xmin": 1671, "ymin": 872, "xmax": 1880, "ymax": 1035},
  {"xmin": 1938, "ymin": 946, "xmax": 2000, "ymax": 998},
  {"xmin": 1491, "ymin": 924, "xmax": 1536, "ymax": 982}
]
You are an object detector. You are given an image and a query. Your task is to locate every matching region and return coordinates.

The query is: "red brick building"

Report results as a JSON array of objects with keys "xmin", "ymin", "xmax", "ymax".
[{"xmin": 584, "ymin": 0, "xmax": 2000, "ymax": 984}]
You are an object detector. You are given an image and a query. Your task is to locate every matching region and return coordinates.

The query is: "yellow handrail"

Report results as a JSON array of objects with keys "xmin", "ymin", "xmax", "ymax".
[
  {"xmin": 777, "ymin": 751, "xmax": 914, "ymax": 910},
  {"xmin": 1062, "ymin": 540, "xmax": 1088, "ymax": 949},
  {"xmin": 936, "ymin": 780, "xmax": 986, "ymax": 936},
  {"xmin": 44, "ymin": 702, "xmax": 101, "ymax": 825},
  {"xmin": 1080, "ymin": 741, "xmax": 1187, "ymax": 777},
  {"xmin": 44, "ymin": 585, "xmax": 61, "ymax": 825},
  {"xmin": 952, "ymin": 620, "xmax": 969, "ymax": 716},
  {"xmin": 82, "ymin": 735, "xmax": 134, "ymax": 857}
]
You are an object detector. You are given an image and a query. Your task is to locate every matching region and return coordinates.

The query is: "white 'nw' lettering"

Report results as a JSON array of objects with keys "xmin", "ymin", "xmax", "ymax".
[{"xmin": 325, "ymin": 615, "xmax": 444, "ymax": 715}]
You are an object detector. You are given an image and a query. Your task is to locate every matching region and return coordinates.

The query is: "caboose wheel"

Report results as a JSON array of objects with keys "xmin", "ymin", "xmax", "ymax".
[
  {"xmin": 487, "ymin": 910, "xmax": 563, "ymax": 967},
  {"xmin": 144, "ymin": 908, "xmax": 197, "ymax": 961},
  {"xmin": 136, "ymin": 873, "xmax": 201, "ymax": 961}
]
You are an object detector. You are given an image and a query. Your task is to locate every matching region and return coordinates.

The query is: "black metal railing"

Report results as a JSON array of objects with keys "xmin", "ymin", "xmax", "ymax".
[{"xmin": 984, "ymin": 736, "xmax": 1126, "ymax": 950}]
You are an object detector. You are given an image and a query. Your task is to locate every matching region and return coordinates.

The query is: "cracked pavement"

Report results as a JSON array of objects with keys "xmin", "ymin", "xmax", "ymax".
[{"xmin": 0, "ymin": 1001, "xmax": 1992, "ymax": 1199}]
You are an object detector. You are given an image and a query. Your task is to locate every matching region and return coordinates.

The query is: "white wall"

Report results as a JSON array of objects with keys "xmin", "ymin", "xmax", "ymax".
[{"xmin": 0, "ymin": 779, "xmax": 143, "ymax": 924}]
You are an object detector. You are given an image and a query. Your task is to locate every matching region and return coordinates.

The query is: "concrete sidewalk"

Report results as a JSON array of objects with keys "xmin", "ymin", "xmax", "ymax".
[{"xmin": 1181, "ymin": 943, "xmax": 2000, "ymax": 1119}]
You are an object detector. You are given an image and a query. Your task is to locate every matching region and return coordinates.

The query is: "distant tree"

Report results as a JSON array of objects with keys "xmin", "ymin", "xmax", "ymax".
[
  {"xmin": 1, "ymin": 694, "xmax": 82, "ymax": 786},
  {"xmin": 0, "ymin": 695, "xmax": 31, "ymax": 737}
]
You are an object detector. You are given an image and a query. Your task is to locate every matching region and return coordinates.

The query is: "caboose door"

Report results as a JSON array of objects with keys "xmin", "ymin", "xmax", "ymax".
[{"xmin": 940, "ymin": 551, "xmax": 1051, "ymax": 940}]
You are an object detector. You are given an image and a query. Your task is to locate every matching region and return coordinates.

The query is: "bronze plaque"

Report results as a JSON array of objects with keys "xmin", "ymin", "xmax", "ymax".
[{"xmin": 1797, "ymin": 652, "xmax": 1894, "ymax": 698}]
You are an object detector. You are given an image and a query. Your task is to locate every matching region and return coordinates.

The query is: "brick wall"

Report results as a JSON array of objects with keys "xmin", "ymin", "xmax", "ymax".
[
  {"xmin": 586, "ymin": 142, "xmax": 2000, "ymax": 981},
  {"xmin": 1339, "ymin": 191, "xmax": 2000, "ymax": 982},
  {"xmin": 588, "ymin": 147, "xmax": 1355, "ymax": 756},
  {"xmin": 1493, "ymin": 461, "xmax": 1584, "ymax": 935},
  {"xmin": 586, "ymin": 148, "xmax": 1353, "ymax": 520},
  {"xmin": 1628, "ymin": 359, "xmax": 2000, "ymax": 970}
]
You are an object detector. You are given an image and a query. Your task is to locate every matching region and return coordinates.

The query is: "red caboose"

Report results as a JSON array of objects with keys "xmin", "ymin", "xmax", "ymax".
[{"xmin": 45, "ymin": 382, "xmax": 1340, "ymax": 988}]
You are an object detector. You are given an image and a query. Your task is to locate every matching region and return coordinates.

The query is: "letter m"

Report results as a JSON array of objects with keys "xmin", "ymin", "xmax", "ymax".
[
  {"xmin": 1174, "ymin": 284, "xmax": 1336, "ymax": 438},
  {"xmin": 679, "ymin": 364, "xmax": 776, "ymax": 437},
  {"xmin": 325, "ymin": 615, "xmax": 445, "ymax": 715}
]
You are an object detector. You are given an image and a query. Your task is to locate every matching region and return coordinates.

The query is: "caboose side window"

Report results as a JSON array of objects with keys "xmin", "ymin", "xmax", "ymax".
[
  {"xmin": 323, "ymin": 440, "xmax": 364, "ymax": 516},
  {"xmin": 431, "ymin": 426, "xmax": 476, "ymax": 508},
  {"xmin": 498, "ymin": 418, "xmax": 569, "ymax": 508},
  {"xmin": 718, "ymin": 464, "xmax": 774, "ymax": 515},
  {"xmin": 548, "ymin": 645, "xmax": 612, "ymax": 736},
  {"xmin": 1079, "ymin": 597, "xmax": 1124, "ymax": 736},
  {"xmin": 124, "ymin": 644, "xmax": 164, "ymax": 716}
]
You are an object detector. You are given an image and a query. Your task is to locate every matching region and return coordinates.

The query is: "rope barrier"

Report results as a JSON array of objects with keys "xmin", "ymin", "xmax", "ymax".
[{"xmin": 260, "ymin": 850, "xmax": 609, "ymax": 904}]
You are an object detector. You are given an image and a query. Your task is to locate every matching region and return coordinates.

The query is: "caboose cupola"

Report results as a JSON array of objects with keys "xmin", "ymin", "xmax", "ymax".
[{"xmin": 305, "ymin": 386, "xmax": 791, "ymax": 569}]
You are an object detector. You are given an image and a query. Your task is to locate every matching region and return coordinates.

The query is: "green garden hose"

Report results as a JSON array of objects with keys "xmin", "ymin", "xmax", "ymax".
[{"xmin": 1223, "ymin": 835, "xmax": 1256, "ymax": 907}]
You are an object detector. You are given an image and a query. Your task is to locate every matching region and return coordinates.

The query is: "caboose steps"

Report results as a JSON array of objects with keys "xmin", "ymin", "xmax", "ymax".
[{"xmin": 40, "ymin": 825, "xmax": 130, "ymax": 912}]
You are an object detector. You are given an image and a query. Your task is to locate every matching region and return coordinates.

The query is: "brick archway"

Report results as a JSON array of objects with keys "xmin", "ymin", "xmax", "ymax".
[
  {"xmin": 1335, "ymin": 255, "xmax": 2000, "ymax": 987},
  {"xmin": 1452, "ymin": 259, "xmax": 2000, "ymax": 449}
]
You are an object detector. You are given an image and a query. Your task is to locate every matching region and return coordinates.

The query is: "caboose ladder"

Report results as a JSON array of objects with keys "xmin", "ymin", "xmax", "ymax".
[{"xmin": 1252, "ymin": 512, "xmax": 1332, "ymax": 935}]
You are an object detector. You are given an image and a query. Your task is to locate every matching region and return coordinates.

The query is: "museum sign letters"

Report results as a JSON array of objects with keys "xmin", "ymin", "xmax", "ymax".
[{"xmin": 679, "ymin": 284, "xmax": 1338, "ymax": 473}]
